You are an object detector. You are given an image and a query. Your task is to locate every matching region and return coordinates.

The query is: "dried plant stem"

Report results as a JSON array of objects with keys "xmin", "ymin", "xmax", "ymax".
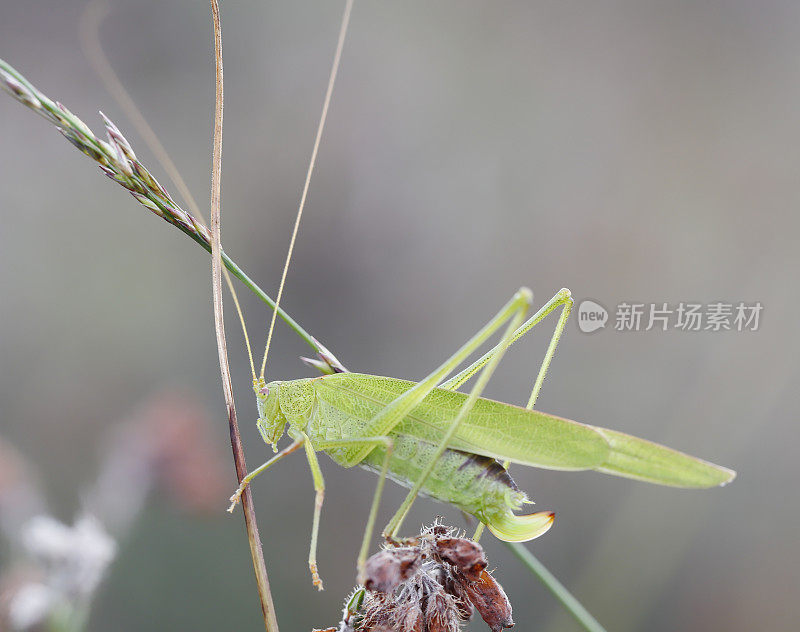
[{"xmin": 208, "ymin": 3, "xmax": 279, "ymax": 631}]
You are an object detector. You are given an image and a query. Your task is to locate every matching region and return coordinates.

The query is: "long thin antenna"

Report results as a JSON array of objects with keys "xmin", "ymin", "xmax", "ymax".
[
  {"xmin": 259, "ymin": 0, "xmax": 355, "ymax": 379},
  {"xmin": 80, "ymin": 0, "xmax": 257, "ymax": 379}
]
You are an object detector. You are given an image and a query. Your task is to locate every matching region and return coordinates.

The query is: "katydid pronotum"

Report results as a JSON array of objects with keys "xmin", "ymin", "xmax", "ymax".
[{"xmin": 229, "ymin": 286, "xmax": 735, "ymax": 590}]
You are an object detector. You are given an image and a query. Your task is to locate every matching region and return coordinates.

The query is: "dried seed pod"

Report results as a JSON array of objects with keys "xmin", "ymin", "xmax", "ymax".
[
  {"xmin": 363, "ymin": 547, "xmax": 422, "ymax": 593},
  {"xmin": 434, "ymin": 537, "xmax": 487, "ymax": 580},
  {"xmin": 461, "ymin": 569, "xmax": 514, "ymax": 632}
]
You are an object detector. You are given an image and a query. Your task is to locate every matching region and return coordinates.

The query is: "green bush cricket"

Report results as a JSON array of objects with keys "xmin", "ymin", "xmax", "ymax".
[
  {"xmin": 229, "ymin": 287, "xmax": 735, "ymax": 590},
  {"xmin": 212, "ymin": 4, "xmax": 735, "ymax": 591}
]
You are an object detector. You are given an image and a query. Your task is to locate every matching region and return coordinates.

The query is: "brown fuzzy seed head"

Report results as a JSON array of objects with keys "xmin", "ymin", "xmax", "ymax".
[
  {"xmin": 319, "ymin": 523, "xmax": 514, "ymax": 632},
  {"xmin": 359, "ymin": 592, "xmax": 393, "ymax": 630},
  {"xmin": 363, "ymin": 547, "xmax": 421, "ymax": 594}
]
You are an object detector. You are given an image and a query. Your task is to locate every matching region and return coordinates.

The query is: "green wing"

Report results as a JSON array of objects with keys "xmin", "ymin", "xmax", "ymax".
[{"xmin": 312, "ymin": 373, "xmax": 735, "ymax": 489}]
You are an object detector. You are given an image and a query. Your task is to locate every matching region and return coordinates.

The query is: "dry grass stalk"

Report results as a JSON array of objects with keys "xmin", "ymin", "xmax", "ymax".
[{"xmin": 207, "ymin": 2, "xmax": 279, "ymax": 630}]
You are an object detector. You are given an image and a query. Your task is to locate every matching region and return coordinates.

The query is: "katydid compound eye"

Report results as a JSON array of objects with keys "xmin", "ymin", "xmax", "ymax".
[{"xmin": 259, "ymin": 386, "xmax": 270, "ymax": 395}]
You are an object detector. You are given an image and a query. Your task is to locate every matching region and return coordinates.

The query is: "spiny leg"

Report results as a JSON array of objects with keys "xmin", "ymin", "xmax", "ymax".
[
  {"xmin": 227, "ymin": 439, "xmax": 303, "ymax": 512},
  {"xmin": 315, "ymin": 436, "xmax": 394, "ymax": 584},
  {"xmin": 305, "ymin": 289, "xmax": 555, "ymax": 576},
  {"xmin": 382, "ymin": 288, "xmax": 533, "ymax": 537}
]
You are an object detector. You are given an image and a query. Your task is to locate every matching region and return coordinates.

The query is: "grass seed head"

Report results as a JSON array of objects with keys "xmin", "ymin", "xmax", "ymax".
[{"xmin": 0, "ymin": 58, "xmax": 213, "ymax": 249}]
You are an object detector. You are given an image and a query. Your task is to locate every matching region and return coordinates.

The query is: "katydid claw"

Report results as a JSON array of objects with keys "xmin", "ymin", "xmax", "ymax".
[{"xmin": 310, "ymin": 563, "xmax": 324, "ymax": 591}]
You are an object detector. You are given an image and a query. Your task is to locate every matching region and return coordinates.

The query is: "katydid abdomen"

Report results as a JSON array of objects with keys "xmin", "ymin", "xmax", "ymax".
[{"xmin": 353, "ymin": 435, "xmax": 528, "ymax": 531}]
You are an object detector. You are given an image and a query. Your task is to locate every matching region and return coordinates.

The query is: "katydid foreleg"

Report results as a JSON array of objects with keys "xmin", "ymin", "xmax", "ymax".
[
  {"xmin": 227, "ymin": 439, "xmax": 304, "ymax": 511},
  {"xmin": 300, "ymin": 432, "xmax": 326, "ymax": 590}
]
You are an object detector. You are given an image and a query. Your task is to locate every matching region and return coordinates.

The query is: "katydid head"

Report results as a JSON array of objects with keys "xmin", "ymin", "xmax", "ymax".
[{"xmin": 253, "ymin": 378, "xmax": 286, "ymax": 452}]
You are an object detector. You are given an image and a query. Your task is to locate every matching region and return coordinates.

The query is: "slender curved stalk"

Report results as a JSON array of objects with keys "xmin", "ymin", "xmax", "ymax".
[{"xmin": 506, "ymin": 542, "xmax": 607, "ymax": 632}]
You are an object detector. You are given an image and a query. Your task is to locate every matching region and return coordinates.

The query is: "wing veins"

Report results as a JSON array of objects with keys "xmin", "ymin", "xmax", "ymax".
[{"xmin": 315, "ymin": 375, "xmax": 610, "ymax": 469}]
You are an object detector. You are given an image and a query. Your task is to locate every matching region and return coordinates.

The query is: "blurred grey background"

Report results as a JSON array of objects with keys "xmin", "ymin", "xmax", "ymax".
[{"xmin": 1, "ymin": 0, "xmax": 798, "ymax": 630}]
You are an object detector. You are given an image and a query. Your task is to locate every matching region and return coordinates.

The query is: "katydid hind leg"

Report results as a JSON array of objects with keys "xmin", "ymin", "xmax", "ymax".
[
  {"xmin": 382, "ymin": 289, "xmax": 534, "ymax": 537},
  {"xmin": 525, "ymin": 289, "xmax": 573, "ymax": 409},
  {"xmin": 460, "ymin": 289, "xmax": 573, "ymax": 540},
  {"xmin": 441, "ymin": 288, "xmax": 573, "ymax": 392}
]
